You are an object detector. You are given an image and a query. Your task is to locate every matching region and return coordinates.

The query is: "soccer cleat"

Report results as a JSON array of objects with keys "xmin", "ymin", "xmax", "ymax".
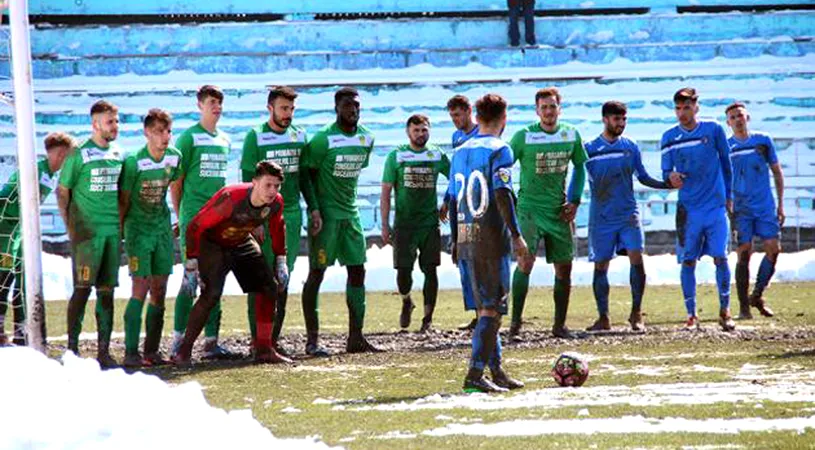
[
  {"xmin": 719, "ymin": 309, "xmax": 736, "ymax": 332},
  {"xmin": 97, "ymin": 352, "xmax": 120, "ymax": 370},
  {"xmin": 123, "ymin": 353, "xmax": 143, "ymax": 368},
  {"xmin": 463, "ymin": 369, "xmax": 509, "ymax": 394},
  {"xmin": 202, "ymin": 342, "xmax": 241, "ymax": 360},
  {"xmin": 749, "ymin": 294, "xmax": 774, "ymax": 318},
  {"xmin": 399, "ymin": 297, "xmax": 415, "ymax": 329},
  {"xmin": 346, "ymin": 335, "xmax": 383, "ymax": 354},
  {"xmin": 305, "ymin": 342, "xmax": 331, "ymax": 358},
  {"xmin": 274, "ymin": 344, "xmax": 293, "ymax": 358},
  {"xmin": 170, "ymin": 334, "xmax": 184, "ymax": 359},
  {"xmin": 255, "ymin": 347, "xmax": 294, "ymax": 365},
  {"xmin": 628, "ymin": 310, "xmax": 645, "ymax": 332},
  {"xmin": 586, "ymin": 315, "xmax": 611, "ymax": 331},
  {"xmin": 508, "ymin": 321, "xmax": 523, "ymax": 342},
  {"xmin": 552, "ymin": 326, "xmax": 577, "ymax": 339},
  {"xmin": 0, "ymin": 334, "xmax": 8, "ymax": 347},
  {"xmin": 683, "ymin": 316, "xmax": 700, "ymax": 331},
  {"xmin": 419, "ymin": 316, "xmax": 433, "ymax": 334},
  {"xmin": 171, "ymin": 353, "xmax": 192, "ymax": 368},
  {"xmin": 737, "ymin": 302, "xmax": 753, "ymax": 320},
  {"xmin": 490, "ymin": 367, "xmax": 525, "ymax": 390},
  {"xmin": 142, "ymin": 352, "xmax": 170, "ymax": 367},
  {"xmin": 458, "ymin": 317, "xmax": 478, "ymax": 331}
]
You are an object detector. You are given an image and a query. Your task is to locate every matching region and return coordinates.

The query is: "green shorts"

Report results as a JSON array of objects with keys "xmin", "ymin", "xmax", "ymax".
[
  {"xmin": 125, "ymin": 228, "xmax": 174, "ymax": 277},
  {"xmin": 393, "ymin": 225, "xmax": 441, "ymax": 270},
  {"xmin": 72, "ymin": 233, "xmax": 121, "ymax": 288},
  {"xmin": 259, "ymin": 210, "xmax": 302, "ymax": 272},
  {"xmin": 519, "ymin": 207, "xmax": 574, "ymax": 264},
  {"xmin": 309, "ymin": 215, "xmax": 366, "ymax": 269}
]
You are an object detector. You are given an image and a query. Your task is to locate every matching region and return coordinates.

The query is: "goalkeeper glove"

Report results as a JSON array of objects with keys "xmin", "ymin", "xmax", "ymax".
[{"xmin": 275, "ymin": 255, "xmax": 289, "ymax": 292}]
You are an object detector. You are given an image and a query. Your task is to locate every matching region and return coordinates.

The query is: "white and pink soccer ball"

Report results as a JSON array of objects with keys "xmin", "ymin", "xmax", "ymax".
[{"xmin": 551, "ymin": 351, "xmax": 590, "ymax": 387}]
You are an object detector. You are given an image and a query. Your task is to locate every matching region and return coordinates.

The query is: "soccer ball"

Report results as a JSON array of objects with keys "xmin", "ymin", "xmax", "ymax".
[{"xmin": 551, "ymin": 352, "xmax": 589, "ymax": 387}]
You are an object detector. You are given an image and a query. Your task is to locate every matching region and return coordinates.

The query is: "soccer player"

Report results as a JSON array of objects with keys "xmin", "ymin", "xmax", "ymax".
[
  {"xmin": 302, "ymin": 86, "xmax": 379, "ymax": 355},
  {"xmin": 584, "ymin": 101, "xmax": 673, "ymax": 332},
  {"xmin": 240, "ymin": 86, "xmax": 319, "ymax": 355},
  {"xmin": 119, "ymin": 109, "xmax": 182, "ymax": 367},
  {"xmin": 448, "ymin": 93, "xmax": 528, "ymax": 393},
  {"xmin": 381, "ymin": 114, "xmax": 450, "ymax": 332},
  {"xmin": 0, "ymin": 132, "xmax": 74, "ymax": 346},
  {"xmin": 508, "ymin": 87, "xmax": 588, "ymax": 340},
  {"xmin": 58, "ymin": 100, "xmax": 124, "ymax": 367},
  {"xmin": 448, "ymin": 95, "xmax": 480, "ymax": 148},
  {"xmin": 661, "ymin": 87, "xmax": 735, "ymax": 331},
  {"xmin": 447, "ymin": 94, "xmax": 479, "ymax": 331},
  {"xmin": 170, "ymin": 85, "xmax": 235, "ymax": 359},
  {"xmin": 174, "ymin": 161, "xmax": 291, "ymax": 365},
  {"xmin": 725, "ymin": 102, "xmax": 783, "ymax": 319}
]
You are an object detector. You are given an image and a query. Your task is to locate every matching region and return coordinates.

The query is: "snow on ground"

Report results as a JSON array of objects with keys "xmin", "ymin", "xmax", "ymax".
[
  {"xmin": 41, "ymin": 248, "xmax": 815, "ymax": 301},
  {"xmin": 0, "ymin": 347, "xmax": 336, "ymax": 450},
  {"xmin": 416, "ymin": 415, "xmax": 815, "ymax": 437}
]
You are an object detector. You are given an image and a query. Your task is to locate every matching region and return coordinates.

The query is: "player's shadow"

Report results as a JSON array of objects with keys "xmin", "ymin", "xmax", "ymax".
[{"xmin": 139, "ymin": 358, "xmax": 262, "ymax": 380}]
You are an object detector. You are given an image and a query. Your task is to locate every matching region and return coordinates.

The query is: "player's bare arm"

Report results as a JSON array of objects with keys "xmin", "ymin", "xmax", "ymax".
[{"xmin": 771, "ymin": 162, "xmax": 785, "ymax": 226}]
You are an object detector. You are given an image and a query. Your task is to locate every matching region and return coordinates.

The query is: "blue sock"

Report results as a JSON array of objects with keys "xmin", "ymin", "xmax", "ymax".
[
  {"xmin": 680, "ymin": 263, "xmax": 697, "ymax": 317},
  {"xmin": 754, "ymin": 256, "xmax": 775, "ymax": 297},
  {"xmin": 715, "ymin": 259, "xmax": 731, "ymax": 310},
  {"xmin": 630, "ymin": 264, "xmax": 646, "ymax": 311},
  {"xmin": 592, "ymin": 269, "xmax": 610, "ymax": 316},
  {"xmin": 470, "ymin": 316, "xmax": 495, "ymax": 371},
  {"xmin": 488, "ymin": 331, "xmax": 503, "ymax": 371}
]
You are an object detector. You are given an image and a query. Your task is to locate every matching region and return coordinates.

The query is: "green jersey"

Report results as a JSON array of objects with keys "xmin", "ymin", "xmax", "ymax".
[
  {"xmin": 510, "ymin": 122, "xmax": 588, "ymax": 212},
  {"xmin": 121, "ymin": 145, "xmax": 183, "ymax": 236},
  {"xmin": 240, "ymin": 122, "xmax": 308, "ymax": 214},
  {"xmin": 59, "ymin": 139, "xmax": 124, "ymax": 238},
  {"xmin": 0, "ymin": 158, "xmax": 57, "ymax": 237},
  {"xmin": 303, "ymin": 122, "xmax": 374, "ymax": 220},
  {"xmin": 177, "ymin": 123, "xmax": 230, "ymax": 224},
  {"xmin": 382, "ymin": 144, "xmax": 450, "ymax": 228}
]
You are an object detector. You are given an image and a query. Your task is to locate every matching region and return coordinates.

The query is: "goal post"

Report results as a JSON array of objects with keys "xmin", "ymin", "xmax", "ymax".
[{"xmin": 8, "ymin": 0, "xmax": 47, "ymax": 352}]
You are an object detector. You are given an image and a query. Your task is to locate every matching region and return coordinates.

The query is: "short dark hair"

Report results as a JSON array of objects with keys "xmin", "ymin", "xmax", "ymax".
[
  {"xmin": 725, "ymin": 101, "xmax": 747, "ymax": 115},
  {"xmin": 673, "ymin": 87, "xmax": 698, "ymax": 104},
  {"xmin": 44, "ymin": 132, "xmax": 76, "ymax": 152},
  {"xmin": 90, "ymin": 100, "xmax": 118, "ymax": 117},
  {"xmin": 535, "ymin": 87, "xmax": 561, "ymax": 105},
  {"xmin": 406, "ymin": 114, "xmax": 430, "ymax": 128},
  {"xmin": 334, "ymin": 86, "xmax": 359, "ymax": 105},
  {"xmin": 475, "ymin": 93, "xmax": 507, "ymax": 125},
  {"xmin": 602, "ymin": 101, "xmax": 627, "ymax": 117},
  {"xmin": 255, "ymin": 160, "xmax": 284, "ymax": 181},
  {"xmin": 268, "ymin": 85, "xmax": 298, "ymax": 105},
  {"xmin": 197, "ymin": 84, "xmax": 224, "ymax": 103},
  {"xmin": 144, "ymin": 108, "xmax": 173, "ymax": 129},
  {"xmin": 446, "ymin": 95, "xmax": 471, "ymax": 111}
]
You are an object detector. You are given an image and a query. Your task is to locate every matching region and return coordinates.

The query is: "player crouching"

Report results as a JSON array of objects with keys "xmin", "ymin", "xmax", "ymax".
[{"xmin": 173, "ymin": 161, "xmax": 292, "ymax": 365}]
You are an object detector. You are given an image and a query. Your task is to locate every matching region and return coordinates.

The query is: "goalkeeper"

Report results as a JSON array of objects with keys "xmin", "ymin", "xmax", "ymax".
[{"xmin": 0, "ymin": 132, "xmax": 74, "ymax": 346}]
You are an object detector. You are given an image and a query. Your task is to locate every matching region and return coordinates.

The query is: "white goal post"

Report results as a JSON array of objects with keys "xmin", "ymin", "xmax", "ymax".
[{"xmin": 8, "ymin": 0, "xmax": 46, "ymax": 352}]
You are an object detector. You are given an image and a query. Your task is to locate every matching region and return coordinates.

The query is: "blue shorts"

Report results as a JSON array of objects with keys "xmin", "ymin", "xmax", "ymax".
[
  {"xmin": 588, "ymin": 221, "xmax": 643, "ymax": 262},
  {"xmin": 458, "ymin": 257, "xmax": 510, "ymax": 314},
  {"xmin": 734, "ymin": 210, "xmax": 780, "ymax": 245},
  {"xmin": 676, "ymin": 205, "xmax": 729, "ymax": 262}
]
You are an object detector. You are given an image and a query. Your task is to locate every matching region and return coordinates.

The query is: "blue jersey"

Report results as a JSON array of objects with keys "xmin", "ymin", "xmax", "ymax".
[
  {"xmin": 452, "ymin": 125, "xmax": 480, "ymax": 148},
  {"xmin": 660, "ymin": 120, "xmax": 732, "ymax": 212},
  {"xmin": 585, "ymin": 135, "xmax": 667, "ymax": 225},
  {"xmin": 447, "ymin": 134, "xmax": 514, "ymax": 261},
  {"xmin": 728, "ymin": 132, "xmax": 778, "ymax": 216}
]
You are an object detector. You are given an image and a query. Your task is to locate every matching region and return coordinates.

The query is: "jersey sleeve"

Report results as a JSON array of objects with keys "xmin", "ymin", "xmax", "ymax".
[
  {"xmin": 381, "ymin": 151, "xmax": 397, "ymax": 184},
  {"xmin": 763, "ymin": 135, "xmax": 779, "ymax": 165},
  {"xmin": 119, "ymin": 154, "xmax": 138, "ymax": 194},
  {"xmin": 492, "ymin": 145, "xmax": 514, "ymax": 191},
  {"xmin": 0, "ymin": 170, "xmax": 18, "ymax": 201},
  {"xmin": 660, "ymin": 134, "xmax": 674, "ymax": 182},
  {"xmin": 58, "ymin": 149, "xmax": 81, "ymax": 189},
  {"xmin": 633, "ymin": 145, "xmax": 671, "ymax": 189},
  {"xmin": 362, "ymin": 137, "xmax": 374, "ymax": 169},
  {"xmin": 302, "ymin": 132, "xmax": 326, "ymax": 169},
  {"xmin": 176, "ymin": 132, "xmax": 194, "ymax": 177},
  {"xmin": 240, "ymin": 128, "xmax": 259, "ymax": 182},
  {"xmin": 268, "ymin": 195, "xmax": 286, "ymax": 257},
  {"xmin": 714, "ymin": 123, "xmax": 733, "ymax": 200},
  {"xmin": 170, "ymin": 151, "xmax": 183, "ymax": 182},
  {"xmin": 439, "ymin": 152, "xmax": 451, "ymax": 180},
  {"xmin": 185, "ymin": 188, "xmax": 234, "ymax": 259},
  {"xmin": 571, "ymin": 130, "xmax": 589, "ymax": 166},
  {"xmin": 509, "ymin": 130, "xmax": 524, "ymax": 163}
]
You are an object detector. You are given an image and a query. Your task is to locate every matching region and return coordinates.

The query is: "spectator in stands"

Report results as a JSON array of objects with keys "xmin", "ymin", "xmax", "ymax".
[{"xmin": 508, "ymin": 0, "xmax": 536, "ymax": 47}]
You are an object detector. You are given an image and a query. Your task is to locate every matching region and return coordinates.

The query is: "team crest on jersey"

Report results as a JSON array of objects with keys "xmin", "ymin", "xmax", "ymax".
[
  {"xmin": 261, "ymin": 206, "xmax": 271, "ymax": 218},
  {"xmin": 561, "ymin": 130, "xmax": 569, "ymax": 140},
  {"xmin": 359, "ymin": 136, "xmax": 366, "ymax": 145},
  {"xmin": 290, "ymin": 131, "xmax": 299, "ymax": 142},
  {"xmin": 498, "ymin": 168, "xmax": 511, "ymax": 183}
]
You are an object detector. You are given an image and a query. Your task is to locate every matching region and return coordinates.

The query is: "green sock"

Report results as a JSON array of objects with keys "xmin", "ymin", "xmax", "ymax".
[
  {"xmin": 144, "ymin": 303, "xmax": 164, "ymax": 355},
  {"xmin": 511, "ymin": 269, "xmax": 530, "ymax": 325},
  {"xmin": 247, "ymin": 293, "xmax": 257, "ymax": 341},
  {"xmin": 204, "ymin": 299, "xmax": 221, "ymax": 339},
  {"xmin": 123, "ymin": 298, "xmax": 144, "ymax": 355},
  {"xmin": 346, "ymin": 285, "xmax": 366, "ymax": 330},
  {"xmin": 95, "ymin": 291, "xmax": 115, "ymax": 345},
  {"xmin": 553, "ymin": 277, "xmax": 571, "ymax": 329},
  {"xmin": 173, "ymin": 290, "xmax": 193, "ymax": 334}
]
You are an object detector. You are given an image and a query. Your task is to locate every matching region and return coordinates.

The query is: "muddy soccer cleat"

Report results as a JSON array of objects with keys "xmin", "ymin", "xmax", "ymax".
[
  {"xmin": 586, "ymin": 315, "xmax": 611, "ymax": 331},
  {"xmin": 719, "ymin": 309, "xmax": 736, "ymax": 332},
  {"xmin": 628, "ymin": 310, "xmax": 645, "ymax": 332},
  {"xmin": 749, "ymin": 294, "xmax": 774, "ymax": 318}
]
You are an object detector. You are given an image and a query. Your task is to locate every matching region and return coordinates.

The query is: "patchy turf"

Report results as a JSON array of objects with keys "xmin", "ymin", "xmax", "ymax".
[{"xmin": 27, "ymin": 282, "xmax": 815, "ymax": 449}]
